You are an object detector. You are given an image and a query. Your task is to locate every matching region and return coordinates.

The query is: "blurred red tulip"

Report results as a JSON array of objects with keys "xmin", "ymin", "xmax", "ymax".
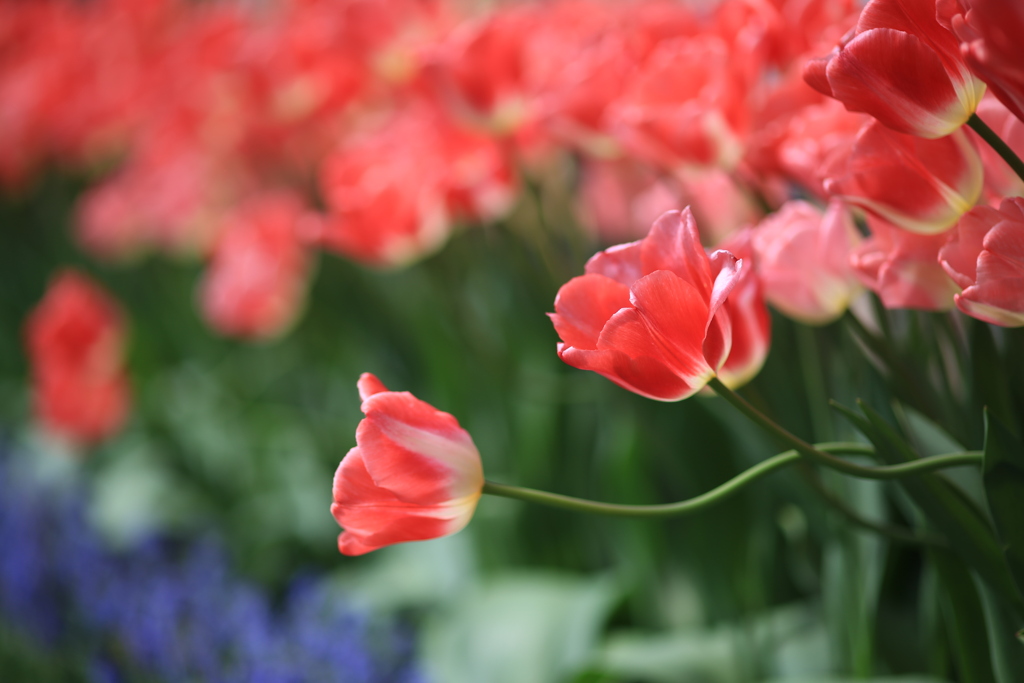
[
  {"xmin": 200, "ymin": 191, "xmax": 314, "ymax": 340},
  {"xmin": 940, "ymin": 196, "xmax": 1024, "ymax": 326},
  {"xmin": 24, "ymin": 270, "xmax": 130, "ymax": 447},
  {"xmin": 550, "ymin": 208, "xmax": 746, "ymax": 401},
  {"xmin": 331, "ymin": 373, "xmax": 484, "ymax": 556},
  {"xmin": 805, "ymin": 0, "xmax": 986, "ymax": 139},
  {"xmin": 824, "ymin": 121, "xmax": 983, "ymax": 234}
]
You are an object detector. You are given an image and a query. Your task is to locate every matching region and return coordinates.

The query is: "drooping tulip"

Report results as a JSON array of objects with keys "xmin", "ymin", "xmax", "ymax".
[{"xmin": 331, "ymin": 373, "xmax": 484, "ymax": 556}]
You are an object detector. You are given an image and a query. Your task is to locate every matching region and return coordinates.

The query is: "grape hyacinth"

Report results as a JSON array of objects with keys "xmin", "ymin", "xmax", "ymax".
[{"xmin": 0, "ymin": 443, "xmax": 426, "ymax": 683}]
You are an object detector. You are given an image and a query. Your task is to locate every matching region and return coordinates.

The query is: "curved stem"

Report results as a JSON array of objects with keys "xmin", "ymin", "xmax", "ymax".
[
  {"xmin": 968, "ymin": 113, "xmax": 1024, "ymax": 184},
  {"xmin": 484, "ymin": 445, "xmax": 815, "ymax": 518},
  {"xmin": 706, "ymin": 377, "xmax": 982, "ymax": 479}
]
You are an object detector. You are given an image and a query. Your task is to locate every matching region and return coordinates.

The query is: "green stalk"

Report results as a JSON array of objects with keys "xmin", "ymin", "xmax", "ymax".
[
  {"xmin": 968, "ymin": 113, "xmax": 1024, "ymax": 184},
  {"xmin": 483, "ymin": 442, "xmax": 979, "ymax": 518},
  {"xmin": 707, "ymin": 377, "xmax": 982, "ymax": 479}
]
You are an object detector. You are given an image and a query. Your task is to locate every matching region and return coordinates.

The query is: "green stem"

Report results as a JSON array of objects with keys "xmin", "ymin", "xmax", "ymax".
[
  {"xmin": 485, "ymin": 445, "xmax": 823, "ymax": 518},
  {"xmin": 707, "ymin": 377, "xmax": 982, "ymax": 479},
  {"xmin": 484, "ymin": 442, "xmax": 979, "ymax": 518},
  {"xmin": 968, "ymin": 113, "xmax": 1024, "ymax": 184}
]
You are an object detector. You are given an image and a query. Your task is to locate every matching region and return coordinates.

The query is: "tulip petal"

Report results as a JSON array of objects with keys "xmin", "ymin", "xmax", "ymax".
[
  {"xmin": 827, "ymin": 28, "xmax": 968, "ymax": 138},
  {"xmin": 584, "ymin": 241, "xmax": 644, "ymax": 286},
  {"xmin": 550, "ymin": 274, "xmax": 631, "ymax": 350},
  {"xmin": 628, "ymin": 270, "xmax": 715, "ymax": 386},
  {"xmin": 358, "ymin": 392, "xmax": 483, "ymax": 503},
  {"xmin": 640, "ymin": 209, "xmax": 713, "ymax": 297},
  {"xmin": 357, "ymin": 372, "xmax": 390, "ymax": 401},
  {"xmin": 558, "ymin": 340, "xmax": 699, "ymax": 401}
]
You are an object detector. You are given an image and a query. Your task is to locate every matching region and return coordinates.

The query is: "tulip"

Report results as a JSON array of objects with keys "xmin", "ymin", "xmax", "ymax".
[
  {"xmin": 804, "ymin": 0, "xmax": 986, "ymax": 139},
  {"xmin": 199, "ymin": 191, "xmax": 314, "ymax": 340},
  {"xmin": 824, "ymin": 120, "xmax": 983, "ymax": 234},
  {"xmin": 331, "ymin": 373, "xmax": 484, "ymax": 556},
  {"xmin": 943, "ymin": 0, "xmax": 1024, "ymax": 123},
  {"xmin": 550, "ymin": 208, "xmax": 745, "ymax": 401},
  {"xmin": 24, "ymin": 270, "xmax": 130, "ymax": 446},
  {"xmin": 939, "ymin": 196, "xmax": 1024, "ymax": 327},
  {"xmin": 850, "ymin": 217, "xmax": 959, "ymax": 310},
  {"xmin": 751, "ymin": 200, "xmax": 863, "ymax": 325}
]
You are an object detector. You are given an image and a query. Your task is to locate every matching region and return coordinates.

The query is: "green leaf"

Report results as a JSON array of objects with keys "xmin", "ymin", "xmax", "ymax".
[
  {"xmin": 421, "ymin": 571, "xmax": 620, "ymax": 683},
  {"xmin": 983, "ymin": 409, "xmax": 1024, "ymax": 601},
  {"xmin": 929, "ymin": 548, "xmax": 996, "ymax": 683},
  {"xmin": 836, "ymin": 400, "xmax": 1024, "ymax": 618}
]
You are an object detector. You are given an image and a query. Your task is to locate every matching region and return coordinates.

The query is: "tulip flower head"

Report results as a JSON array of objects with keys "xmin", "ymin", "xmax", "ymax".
[
  {"xmin": 850, "ymin": 217, "xmax": 959, "ymax": 310},
  {"xmin": 824, "ymin": 120, "xmax": 983, "ymax": 235},
  {"xmin": 804, "ymin": 0, "xmax": 986, "ymax": 139},
  {"xmin": 940, "ymin": 196, "xmax": 1024, "ymax": 326},
  {"xmin": 331, "ymin": 374, "xmax": 484, "ymax": 556},
  {"xmin": 24, "ymin": 270, "xmax": 131, "ymax": 447},
  {"xmin": 550, "ymin": 208, "xmax": 747, "ymax": 401},
  {"xmin": 751, "ymin": 200, "xmax": 863, "ymax": 325}
]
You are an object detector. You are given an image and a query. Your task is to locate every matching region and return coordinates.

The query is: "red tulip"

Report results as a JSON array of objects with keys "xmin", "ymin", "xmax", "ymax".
[
  {"xmin": 943, "ymin": 0, "xmax": 1024, "ymax": 123},
  {"xmin": 331, "ymin": 373, "xmax": 484, "ymax": 556},
  {"xmin": 804, "ymin": 0, "xmax": 986, "ymax": 139},
  {"xmin": 550, "ymin": 208, "xmax": 745, "ymax": 401},
  {"xmin": 24, "ymin": 270, "xmax": 130, "ymax": 447},
  {"xmin": 824, "ymin": 120, "xmax": 983, "ymax": 234},
  {"xmin": 199, "ymin": 191, "xmax": 314, "ymax": 340},
  {"xmin": 940, "ymin": 196, "xmax": 1024, "ymax": 326}
]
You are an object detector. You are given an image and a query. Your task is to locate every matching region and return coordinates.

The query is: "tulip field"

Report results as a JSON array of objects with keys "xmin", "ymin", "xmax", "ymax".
[{"xmin": 2, "ymin": 0, "xmax": 1024, "ymax": 681}]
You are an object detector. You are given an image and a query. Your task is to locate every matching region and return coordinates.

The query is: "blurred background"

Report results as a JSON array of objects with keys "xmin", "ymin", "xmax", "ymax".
[{"xmin": 2, "ymin": 0, "xmax": 1018, "ymax": 681}]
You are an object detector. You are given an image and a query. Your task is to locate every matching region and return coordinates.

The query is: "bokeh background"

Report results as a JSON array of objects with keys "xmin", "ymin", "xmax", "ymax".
[{"xmin": 2, "ymin": 0, "xmax": 1022, "ymax": 681}]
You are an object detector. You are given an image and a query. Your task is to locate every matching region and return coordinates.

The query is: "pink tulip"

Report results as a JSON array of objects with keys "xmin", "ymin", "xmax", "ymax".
[
  {"xmin": 850, "ymin": 217, "xmax": 959, "ymax": 309},
  {"xmin": 550, "ymin": 208, "xmax": 746, "ymax": 401},
  {"xmin": 751, "ymin": 200, "xmax": 863, "ymax": 324},
  {"xmin": 824, "ymin": 120, "xmax": 983, "ymax": 234},
  {"xmin": 940, "ymin": 196, "xmax": 1024, "ymax": 326},
  {"xmin": 332, "ymin": 373, "xmax": 484, "ymax": 556},
  {"xmin": 804, "ymin": 0, "xmax": 986, "ymax": 139}
]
